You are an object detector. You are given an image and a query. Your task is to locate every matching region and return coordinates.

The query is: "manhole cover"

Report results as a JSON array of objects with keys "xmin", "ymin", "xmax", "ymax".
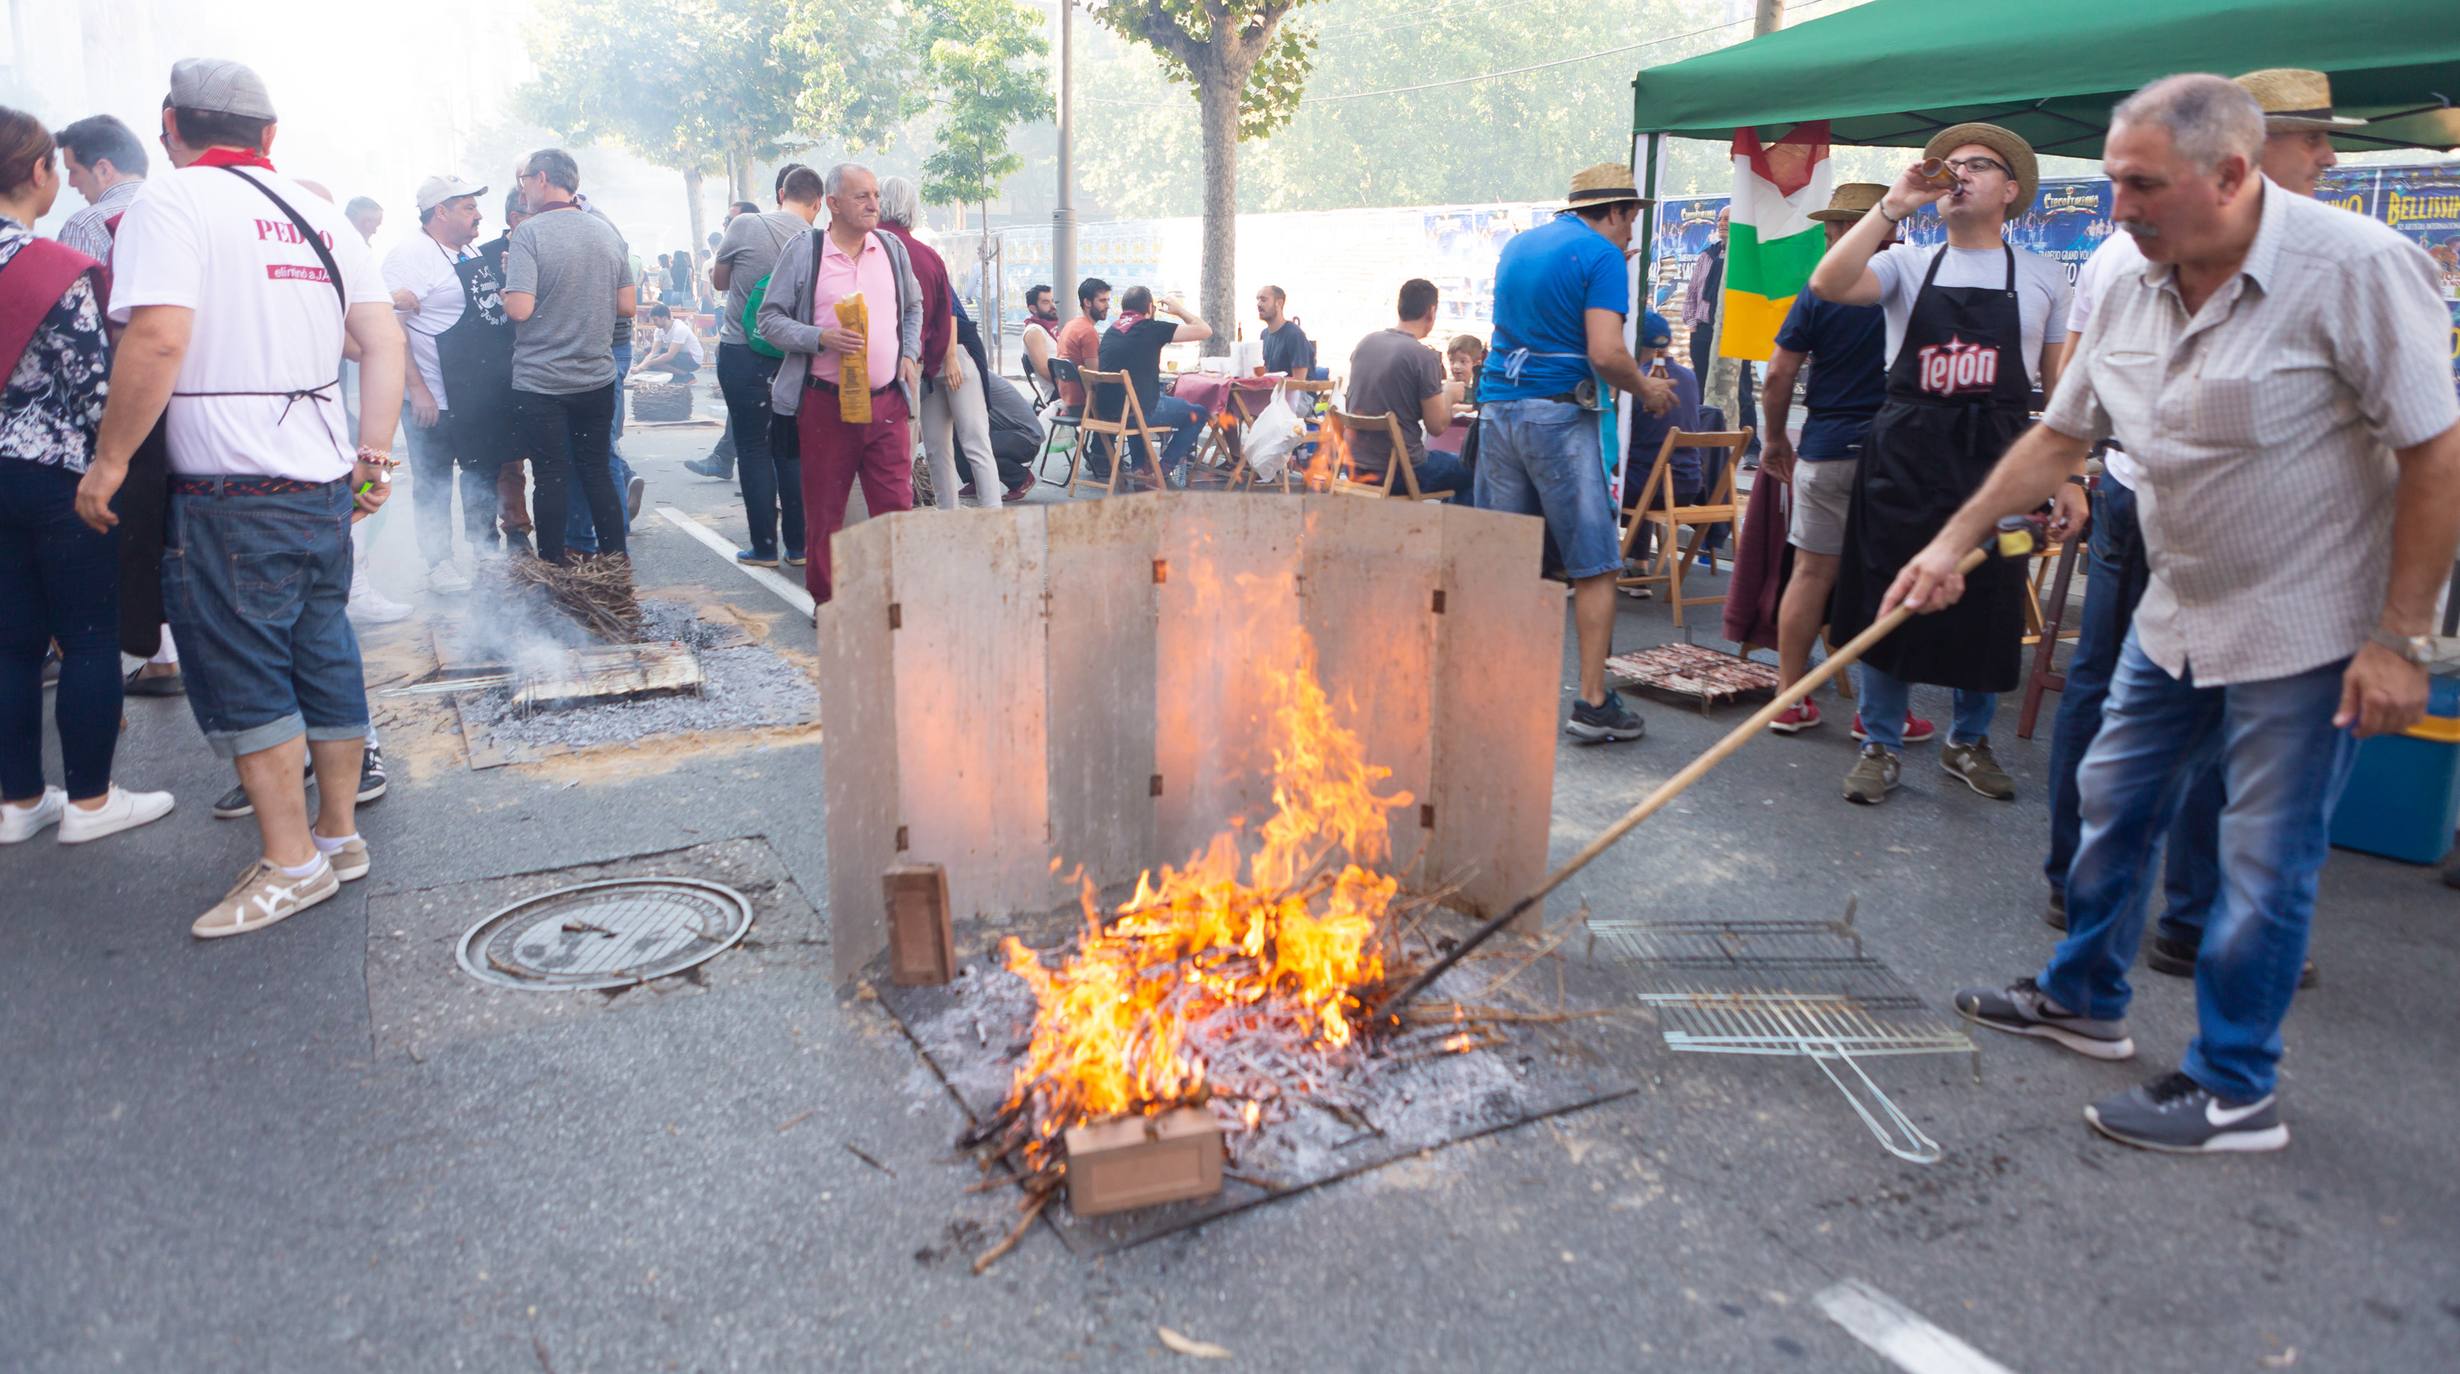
[{"xmin": 456, "ymin": 878, "xmax": 754, "ymax": 991}]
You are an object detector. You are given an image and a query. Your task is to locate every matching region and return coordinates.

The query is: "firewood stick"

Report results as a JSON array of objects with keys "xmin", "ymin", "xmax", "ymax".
[
  {"xmin": 1377, "ymin": 532, "xmax": 2026, "ymax": 1021},
  {"xmin": 972, "ymin": 1189, "xmax": 1050, "ymax": 1275}
]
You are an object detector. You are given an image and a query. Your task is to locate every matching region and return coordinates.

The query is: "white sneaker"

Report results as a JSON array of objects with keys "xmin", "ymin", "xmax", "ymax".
[
  {"xmin": 348, "ymin": 580, "xmax": 415, "ymax": 625},
  {"xmin": 0, "ymin": 787, "xmax": 65, "ymax": 843},
  {"xmin": 57, "ymin": 785, "xmax": 177, "ymax": 844},
  {"xmin": 428, "ymin": 561, "xmax": 473, "ymax": 594}
]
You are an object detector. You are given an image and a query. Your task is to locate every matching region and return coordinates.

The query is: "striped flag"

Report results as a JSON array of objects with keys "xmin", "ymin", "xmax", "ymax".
[{"xmin": 1720, "ymin": 122, "xmax": 1833, "ymax": 362}]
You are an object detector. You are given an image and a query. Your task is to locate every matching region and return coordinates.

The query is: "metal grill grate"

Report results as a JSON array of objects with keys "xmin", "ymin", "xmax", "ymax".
[
  {"xmin": 456, "ymin": 878, "xmax": 754, "ymax": 992},
  {"xmin": 1590, "ymin": 905, "xmax": 1976, "ymax": 1164}
]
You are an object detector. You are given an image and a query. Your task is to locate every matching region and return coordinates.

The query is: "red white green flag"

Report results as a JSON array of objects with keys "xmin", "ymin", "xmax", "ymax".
[{"xmin": 1720, "ymin": 122, "xmax": 1832, "ymax": 362}]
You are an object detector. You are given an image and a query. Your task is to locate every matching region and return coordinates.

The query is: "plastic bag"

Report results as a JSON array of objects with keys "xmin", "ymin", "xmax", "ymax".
[{"xmin": 1240, "ymin": 387, "xmax": 1306, "ymax": 483}]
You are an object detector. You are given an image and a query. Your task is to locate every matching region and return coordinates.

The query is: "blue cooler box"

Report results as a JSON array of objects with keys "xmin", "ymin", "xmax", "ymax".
[{"xmin": 2329, "ymin": 676, "xmax": 2460, "ymax": 865}]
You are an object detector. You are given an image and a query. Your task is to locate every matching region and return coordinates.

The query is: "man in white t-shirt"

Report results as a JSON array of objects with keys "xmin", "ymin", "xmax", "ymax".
[
  {"xmin": 633, "ymin": 302, "xmax": 703, "ymax": 380},
  {"xmin": 383, "ymin": 174, "xmax": 505, "ymax": 593},
  {"xmin": 71, "ymin": 58, "xmax": 407, "ymax": 940},
  {"xmin": 1807, "ymin": 122, "xmax": 2081, "ymax": 808}
]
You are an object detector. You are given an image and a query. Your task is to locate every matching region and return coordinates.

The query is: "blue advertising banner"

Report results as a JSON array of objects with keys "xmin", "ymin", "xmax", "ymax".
[
  {"xmin": 2378, "ymin": 165, "xmax": 2460, "ymax": 301},
  {"xmin": 1646, "ymin": 197, "xmax": 1729, "ymax": 316}
]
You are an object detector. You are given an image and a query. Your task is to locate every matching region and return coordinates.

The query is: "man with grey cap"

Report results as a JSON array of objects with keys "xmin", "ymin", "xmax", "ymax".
[
  {"xmin": 502, "ymin": 146, "xmax": 635, "ymax": 566},
  {"xmin": 384, "ymin": 174, "xmax": 513, "ymax": 588},
  {"xmin": 73, "ymin": 58, "xmax": 406, "ymax": 939}
]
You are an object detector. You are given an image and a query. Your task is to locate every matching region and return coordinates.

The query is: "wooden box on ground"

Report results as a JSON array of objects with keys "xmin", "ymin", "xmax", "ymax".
[
  {"xmin": 883, "ymin": 864, "xmax": 955, "ymax": 985},
  {"xmin": 816, "ymin": 494, "xmax": 1566, "ymax": 982},
  {"xmin": 1063, "ymin": 1107, "xmax": 1224, "ymax": 1217}
]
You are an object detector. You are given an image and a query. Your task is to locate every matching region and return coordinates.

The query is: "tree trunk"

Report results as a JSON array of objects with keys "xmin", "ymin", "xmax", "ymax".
[
  {"xmin": 683, "ymin": 167, "xmax": 709, "ymax": 286},
  {"xmin": 729, "ymin": 149, "xmax": 753, "ymax": 203},
  {"xmin": 1195, "ymin": 69, "xmax": 1240, "ymax": 359}
]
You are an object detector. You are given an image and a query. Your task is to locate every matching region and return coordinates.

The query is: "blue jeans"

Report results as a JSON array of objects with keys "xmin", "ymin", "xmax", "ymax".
[
  {"xmin": 163, "ymin": 479, "xmax": 369, "ymax": 760},
  {"xmin": 1123, "ymin": 395, "xmax": 1206, "ymax": 474},
  {"xmin": 2044, "ymin": 480, "xmax": 2222, "ymax": 940},
  {"xmin": 1855, "ymin": 662, "xmax": 1994, "ymax": 750},
  {"xmin": 2041, "ymin": 634, "xmax": 2358, "ymax": 1101},
  {"xmin": 0, "ymin": 461, "xmax": 120, "ymax": 800},
  {"xmin": 1475, "ymin": 398, "xmax": 1618, "ymax": 579},
  {"xmin": 608, "ymin": 341, "xmax": 631, "ymax": 442},
  {"xmin": 718, "ymin": 342, "xmax": 803, "ymax": 558}
]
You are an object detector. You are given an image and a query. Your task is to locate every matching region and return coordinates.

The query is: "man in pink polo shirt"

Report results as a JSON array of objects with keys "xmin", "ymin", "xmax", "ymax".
[{"xmin": 752, "ymin": 162, "xmax": 923, "ymax": 603}]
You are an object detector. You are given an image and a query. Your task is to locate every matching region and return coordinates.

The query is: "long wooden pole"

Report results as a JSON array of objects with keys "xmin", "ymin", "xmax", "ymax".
[{"xmin": 1376, "ymin": 531, "xmax": 2024, "ymax": 1021}]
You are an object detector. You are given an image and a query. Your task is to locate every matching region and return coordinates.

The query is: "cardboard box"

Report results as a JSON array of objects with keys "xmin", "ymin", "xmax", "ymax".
[
  {"xmin": 1064, "ymin": 1107, "xmax": 1224, "ymax": 1216},
  {"xmin": 883, "ymin": 864, "xmax": 955, "ymax": 985}
]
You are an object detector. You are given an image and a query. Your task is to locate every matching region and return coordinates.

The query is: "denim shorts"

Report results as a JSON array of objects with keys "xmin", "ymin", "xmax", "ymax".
[
  {"xmin": 1472, "ymin": 397, "xmax": 1619, "ymax": 579},
  {"xmin": 162, "ymin": 479, "xmax": 370, "ymax": 759}
]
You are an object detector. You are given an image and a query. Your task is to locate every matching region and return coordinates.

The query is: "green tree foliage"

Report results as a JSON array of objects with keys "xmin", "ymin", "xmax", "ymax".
[{"xmin": 909, "ymin": 0, "xmax": 1051, "ymax": 213}]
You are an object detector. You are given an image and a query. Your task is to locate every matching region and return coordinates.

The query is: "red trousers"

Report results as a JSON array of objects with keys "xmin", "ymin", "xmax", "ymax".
[{"xmin": 796, "ymin": 385, "xmax": 913, "ymax": 604}]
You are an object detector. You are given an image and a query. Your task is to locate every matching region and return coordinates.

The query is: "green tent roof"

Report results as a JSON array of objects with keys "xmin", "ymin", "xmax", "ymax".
[{"xmin": 1630, "ymin": 0, "xmax": 2460, "ymax": 155}]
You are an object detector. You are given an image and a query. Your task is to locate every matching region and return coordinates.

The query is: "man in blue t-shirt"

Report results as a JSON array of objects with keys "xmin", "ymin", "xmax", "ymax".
[
  {"xmin": 1477, "ymin": 163, "xmax": 1674, "ymax": 745},
  {"xmin": 1761, "ymin": 184, "xmax": 1893, "ymax": 737}
]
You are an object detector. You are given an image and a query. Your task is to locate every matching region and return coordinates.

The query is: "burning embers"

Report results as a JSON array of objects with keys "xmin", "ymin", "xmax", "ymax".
[{"xmin": 986, "ymin": 624, "xmax": 1417, "ymax": 1186}]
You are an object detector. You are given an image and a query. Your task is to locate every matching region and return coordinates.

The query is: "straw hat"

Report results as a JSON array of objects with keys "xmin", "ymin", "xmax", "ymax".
[
  {"xmin": 2235, "ymin": 68, "xmax": 2369, "ymax": 132},
  {"xmin": 1809, "ymin": 182, "xmax": 1889, "ymax": 223},
  {"xmin": 1564, "ymin": 162, "xmax": 1652, "ymax": 210},
  {"xmin": 1923, "ymin": 122, "xmax": 2038, "ymax": 222}
]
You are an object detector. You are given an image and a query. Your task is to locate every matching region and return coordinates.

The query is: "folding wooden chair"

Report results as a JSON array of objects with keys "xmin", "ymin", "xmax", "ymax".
[
  {"xmin": 1616, "ymin": 427, "xmax": 1752, "ymax": 629},
  {"xmin": 1324, "ymin": 410, "xmax": 1459, "ymax": 501},
  {"xmin": 1070, "ymin": 367, "xmax": 1177, "ymax": 498},
  {"xmin": 1224, "ymin": 384, "xmax": 1297, "ymax": 493},
  {"xmin": 1035, "ymin": 358, "xmax": 1085, "ymax": 487}
]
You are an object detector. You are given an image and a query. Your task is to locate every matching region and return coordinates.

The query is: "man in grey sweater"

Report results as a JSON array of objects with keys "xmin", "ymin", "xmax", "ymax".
[
  {"xmin": 502, "ymin": 147, "xmax": 634, "ymax": 564},
  {"xmin": 755, "ymin": 163, "xmax": 922, "ymax": 605}
]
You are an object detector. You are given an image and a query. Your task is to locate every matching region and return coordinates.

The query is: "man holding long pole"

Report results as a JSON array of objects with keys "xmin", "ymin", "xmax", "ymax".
[{"xmin": 1905, "ymin": 76, "xmax": 2460, "ymax": 1153}]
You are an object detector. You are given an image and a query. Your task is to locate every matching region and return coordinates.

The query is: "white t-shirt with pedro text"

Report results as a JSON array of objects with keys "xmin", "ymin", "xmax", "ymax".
[{"xmin": 110, "ymin": 164, "xmax": 389, "ymax": 481}]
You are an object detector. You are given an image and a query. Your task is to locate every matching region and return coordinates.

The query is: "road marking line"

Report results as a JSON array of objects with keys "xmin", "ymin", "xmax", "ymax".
[
  {"xmin": 656, "ymin": 504, "xmax": 816, "ymax": 619},
  {"xmin": 1814, "ymin": 1279, "xmax": 2020, "ymax": 1374}
]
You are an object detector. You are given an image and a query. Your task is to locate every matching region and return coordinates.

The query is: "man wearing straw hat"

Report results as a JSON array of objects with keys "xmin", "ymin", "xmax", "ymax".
[
  {"xmin": 1476, "ymin": 162, "xmax": 1674, "ymax": 745},
  {"xmin": 1761, "ymin": 182, "xmax": 1893, "ymax": 740},
  {"xmin": 1901, "ymin": 74, "xmax": 2459, "ymax": 1153},
  {"xmin": 1807, "ymin": 123, "xmax": 2079, "ymax": 807},
  {"xmin": 2033, "ymin": 68, "xmax": 2370, "ymax": 978}
]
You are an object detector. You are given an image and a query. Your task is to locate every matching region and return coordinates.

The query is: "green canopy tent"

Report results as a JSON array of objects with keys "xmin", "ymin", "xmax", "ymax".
[{"xmin": 1626, "ymin": 0, "xmax": 2460, "ymax": 264}]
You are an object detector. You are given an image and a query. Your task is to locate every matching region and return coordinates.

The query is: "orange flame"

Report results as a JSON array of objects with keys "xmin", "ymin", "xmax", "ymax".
[{"xmin": 997, "ymin": 622, "xmax": 1412, "ymax": 1165}]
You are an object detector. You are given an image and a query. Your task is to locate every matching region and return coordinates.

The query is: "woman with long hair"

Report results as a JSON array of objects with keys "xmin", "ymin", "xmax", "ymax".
[{"xmin": 0, "ymin": 106, "xmax": 174, "ymax": 844}]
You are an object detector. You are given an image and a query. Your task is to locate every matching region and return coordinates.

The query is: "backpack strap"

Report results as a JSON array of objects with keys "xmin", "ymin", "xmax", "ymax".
[{"xmin": 216, "ymin": 167, "xmax": 347, "ymax": 311}]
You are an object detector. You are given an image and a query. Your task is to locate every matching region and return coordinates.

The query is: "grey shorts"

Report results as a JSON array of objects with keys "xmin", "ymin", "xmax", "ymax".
[{"xmin": 1788, "ymin": 456, "xmax": 1858, "ymax": 557}]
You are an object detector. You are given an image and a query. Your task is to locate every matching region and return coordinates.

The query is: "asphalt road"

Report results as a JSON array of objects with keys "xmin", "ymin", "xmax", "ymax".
[{"xmin": 6, "ymin": 409, "xmax": 2455, "ymax": 1373}]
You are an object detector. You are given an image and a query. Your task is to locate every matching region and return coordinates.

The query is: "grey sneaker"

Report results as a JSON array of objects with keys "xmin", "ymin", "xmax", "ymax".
[
  {"xmin": 1842, "ymin": 744, "xmax": 1900, "ymax": 804},
  {"xmin": 1565, "ymin": 691, "xmax": 1646, "ymax": 743},
  {"xmin": 2086, "ymin": 1070, "xmax": 2288, "ymax": 1154},
  {"xmin": 1954, "ymin": 977, "xmax": 2135, "ymax": 1060},
  {"xmin": 1941, "ymin": 738, "xmax": 2015, "ymax": 800}
]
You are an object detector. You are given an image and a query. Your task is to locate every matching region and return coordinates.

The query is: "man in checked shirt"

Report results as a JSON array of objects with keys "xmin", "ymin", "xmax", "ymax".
[{"xmin": 1895, "ymin": 75, "xmax": 2460, "ymax": 1154}]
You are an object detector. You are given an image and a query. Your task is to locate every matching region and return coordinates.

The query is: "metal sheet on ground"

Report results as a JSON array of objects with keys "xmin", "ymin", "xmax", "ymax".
[
  {"xmin": 1042, "ymin": 500, "xmax": 1162, "ymax": 894},
  {"xmin": 1427, "ymin": 506, "xmax": 1564, "ymax": 928},
  {"xmin": 874, "ymin": 906, "xmax": 1645, "ymax": 1255},
  {"xmin": 819, "ymin": 517, "xmax": 907, "ymax": 982}
]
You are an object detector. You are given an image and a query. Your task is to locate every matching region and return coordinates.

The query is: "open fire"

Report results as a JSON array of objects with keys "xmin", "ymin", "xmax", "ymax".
[{"xmin": 991, "ymin": 620, "xmax": 1419, "ymax": 1177}]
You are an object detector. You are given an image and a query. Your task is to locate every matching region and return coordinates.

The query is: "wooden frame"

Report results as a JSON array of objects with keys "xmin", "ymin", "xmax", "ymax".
[
  {"xmin": 1616, "ymin": 426, "xmax": 1752, "ymax": 630},
  {"xmin": 1070, "ymin": 366, "xmax": 1176, "ymax": 498},
  {"xmin": 1324, "ymin": 409, "xmax": 1458, "ymax": 501},
  {"xmin": 1224, "ymin": 384, "xmax": 1295, "ymax": 494}
]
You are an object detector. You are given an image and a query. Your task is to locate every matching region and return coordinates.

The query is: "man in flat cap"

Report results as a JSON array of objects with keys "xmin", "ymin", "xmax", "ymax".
[
  {"xmin": 75, "ymin": 59, "xmax": 406, "ymax": 938},
  {"xmin": 1477, "ymin": 161, "xmax": 1674, "ymax": 746},
  {"xmin": 1808, "ymin": 123, "xmax": 2077, "ymax": 807}
]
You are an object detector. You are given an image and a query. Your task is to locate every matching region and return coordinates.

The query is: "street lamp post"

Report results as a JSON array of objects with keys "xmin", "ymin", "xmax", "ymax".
[{"xmin": 1053, "ymin": 0, "xmax": 1078, "ymax": 323}]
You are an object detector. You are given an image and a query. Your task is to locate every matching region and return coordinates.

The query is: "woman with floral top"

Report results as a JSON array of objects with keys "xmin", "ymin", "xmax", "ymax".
[{"xmin": 0, "ymin": 107, "xmax": 174, "ymax": 844}]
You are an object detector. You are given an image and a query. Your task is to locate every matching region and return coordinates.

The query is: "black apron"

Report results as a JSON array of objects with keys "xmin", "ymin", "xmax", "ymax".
[
  {"xmin": 1829, "ymin": 244, "xmax": 2032, "ymax": 693},
  {"xmin": 419, "ymin": 241, "xmax": 516, "ymax": 467}
]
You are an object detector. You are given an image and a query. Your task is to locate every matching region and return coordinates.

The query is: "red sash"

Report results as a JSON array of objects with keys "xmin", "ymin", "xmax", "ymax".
[{"xmin": 0, "ymin": 239, "xmax": 101, "ymax": 384}]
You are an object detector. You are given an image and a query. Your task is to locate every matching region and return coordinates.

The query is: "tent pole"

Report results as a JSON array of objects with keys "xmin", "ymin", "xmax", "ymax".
[{"xmin": 1611, "ymin": 131, "xmax": 1664, "ymax": 508}]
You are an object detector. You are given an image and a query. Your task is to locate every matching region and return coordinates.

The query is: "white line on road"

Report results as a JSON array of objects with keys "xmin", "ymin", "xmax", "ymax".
[
  {"xmin": 1815, "ymin": 1279, "xmax": 2021, "ymax": 1374},
  {"xmin": 655, "ymin": 504, "xmax": 816, "ymax": 620}
]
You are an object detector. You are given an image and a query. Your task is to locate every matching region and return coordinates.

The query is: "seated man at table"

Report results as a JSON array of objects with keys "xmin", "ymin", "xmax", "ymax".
[
  {"xmin": 1020, "ymin": 283, "xmax": 1061, "ymax": 394},
  {"xmin": 1622, "ymin": 310, "xmax": 1725, "ymax": 562},
  {"xmin": 1343, "ymin": 278, "xmax": 1471, "ymax": 502},
  {"xmin": 1056, "ymin": 276, "xmax": 1108, "ymax": 414},
  {"xmin": 1257, "ymin": 284, "xmax": 1314, "ymax": 377},
  {"xmin": 1432, "ymin": 333, "xmax": 1487, "ymax": 455},
  {"xmin": 1093, "ymin": 286, "xmax": 1211, "ymax": 481},
  {"xmin": 634, "ymin": 303, "xmax": 704, "ymax": 382}
]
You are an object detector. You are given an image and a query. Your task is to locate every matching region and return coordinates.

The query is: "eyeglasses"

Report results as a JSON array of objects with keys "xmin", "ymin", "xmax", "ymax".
[{"xmin": 1943, "ymin": 156, "xmax": 2011, "ymax": 176}]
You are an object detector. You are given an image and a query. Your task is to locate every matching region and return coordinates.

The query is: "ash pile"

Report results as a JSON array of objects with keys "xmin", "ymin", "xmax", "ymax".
[{"xmin": 412, "ymin": 570, "xmax": 816, "ymax": 757}]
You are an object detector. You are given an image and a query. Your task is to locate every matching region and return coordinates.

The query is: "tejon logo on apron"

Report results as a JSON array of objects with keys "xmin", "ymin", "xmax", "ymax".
[{"xmin": 1915, "ymin": 335, "xmax": 1999, "ymax": 397}]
